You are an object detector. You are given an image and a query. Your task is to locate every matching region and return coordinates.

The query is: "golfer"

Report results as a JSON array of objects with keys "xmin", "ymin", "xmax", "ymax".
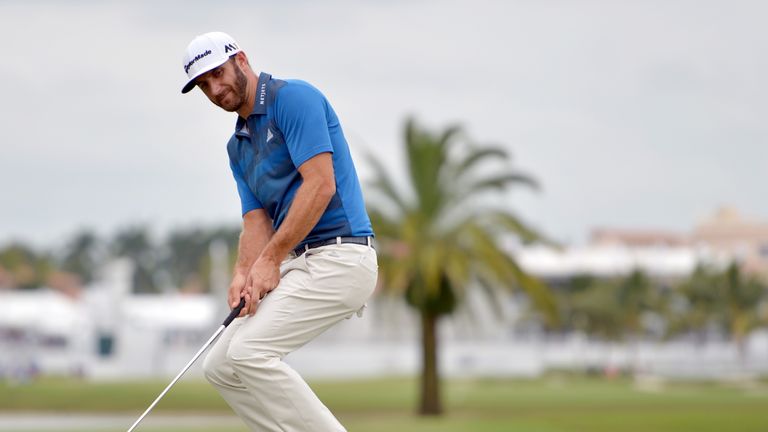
[{"xmin": 181, "ymin": 32, "xmax": 377, "ymax": 431}]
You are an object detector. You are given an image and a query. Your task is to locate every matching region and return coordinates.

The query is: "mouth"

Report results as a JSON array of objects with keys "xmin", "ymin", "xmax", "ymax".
[{"xmin": 216, "ymin": 90, "xmax": 232, "ymax": 106}]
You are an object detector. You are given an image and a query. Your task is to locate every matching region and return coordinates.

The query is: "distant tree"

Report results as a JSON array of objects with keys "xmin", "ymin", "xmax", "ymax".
[
  {"xmin": 666, "ymin": 266, "xmax": 719, "ymax": 343},
  {"xmin": 720, "ymin": 264, "xmax": 767, "ymax": 359},
  {"xmin": 618, "ymin": 270, "xmax": 667, "ymax": 337},
  {"xmin": 669, "ymin": 263, "xmax": 767, "ymax": 360},
  {"xmin": 110, "ymin": 226, "xmax": 159, "ymax": 293},
  {"xmin": 0, "ymin": 225, "xmax": 242, "ymax": 293},
  {"xmin": 558, "ymin": 269, "xmax": 669, "ymax": 375},
  {"xmin": 367, "ymin": 118, "xmax": 557, "ymax": 415},
  {"xmin": 0, "ymin": 243, "xmax": 53, "ymax": 289},
  {"xmin": 617, "ymin": 270, "xmax": 668, "ymax": 371},
  {"xmin": 163, "ymin": 228, "xmax": 208, "ymax": 292},
  {"xmin": 59, "ymin": 230, "xmax": 101, "ymax": 285},
  {"xmin": 162, "ymin": 226, "xmax": 240, "ymax": 293},
  {"xmin": 564, "ymin": 278, "xmax": 624, "ymax": 341}
]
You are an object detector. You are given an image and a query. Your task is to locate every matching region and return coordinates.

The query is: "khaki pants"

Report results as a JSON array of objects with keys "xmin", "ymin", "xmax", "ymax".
[{"xmin": 202, "ymin": 243, "xmax": 378, "ymax": 431}]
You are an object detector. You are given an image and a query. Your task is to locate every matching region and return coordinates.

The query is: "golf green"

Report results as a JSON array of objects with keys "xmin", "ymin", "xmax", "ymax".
[{"xmin": 1, "ymin": 376, "xmax": 766, "ymax": 431}]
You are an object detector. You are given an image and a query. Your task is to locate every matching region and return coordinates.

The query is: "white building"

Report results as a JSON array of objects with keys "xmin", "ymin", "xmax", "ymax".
[{"xmin": 0, "ymin": 239, "xmax": 766, "ymax": 381}]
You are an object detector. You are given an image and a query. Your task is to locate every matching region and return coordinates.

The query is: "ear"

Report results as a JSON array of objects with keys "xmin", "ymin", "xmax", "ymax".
[{"xmin": 234, "ymin": 51, "xmax": 251, "ymax": 71}]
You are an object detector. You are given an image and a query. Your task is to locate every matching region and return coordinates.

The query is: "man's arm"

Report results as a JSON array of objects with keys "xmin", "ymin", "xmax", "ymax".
[
  {"xmin": 230, "ymin": 209, "xmax": 274, "ymax": 316},
  {"xmin": 243, "ymin": 152, "xmax": 335, "ymax": 315}
]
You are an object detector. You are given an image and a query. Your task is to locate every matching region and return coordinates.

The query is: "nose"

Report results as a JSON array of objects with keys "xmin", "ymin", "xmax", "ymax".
[{"xmin": 210, "ymin": 81, "xmax": 226, "ymax": 98}]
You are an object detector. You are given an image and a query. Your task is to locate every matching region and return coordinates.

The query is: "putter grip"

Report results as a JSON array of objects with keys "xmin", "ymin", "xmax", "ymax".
[{"xmin": 222, "ymin": 298, "xmax": 246, "ymax": 327}]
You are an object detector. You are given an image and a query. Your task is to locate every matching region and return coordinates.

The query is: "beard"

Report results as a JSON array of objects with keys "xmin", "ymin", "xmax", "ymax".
[{"xmin": 215, "ymin": 62, "xmax": 249, "ymax": 112}]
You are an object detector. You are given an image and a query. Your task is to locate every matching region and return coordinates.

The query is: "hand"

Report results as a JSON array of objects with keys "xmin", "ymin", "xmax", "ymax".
[
  {"xmin": 228, "ymin": 273, "xmax": 248, "ymax": 318},
  {"xmin": 244, "ymin": 255, "xmax": 280, "ymax": 316}
]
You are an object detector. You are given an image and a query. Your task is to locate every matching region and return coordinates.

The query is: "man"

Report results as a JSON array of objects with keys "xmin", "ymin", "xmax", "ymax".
[{"xmin": 181, "ymin": 31, "xmax": 377, "ymax": 431}]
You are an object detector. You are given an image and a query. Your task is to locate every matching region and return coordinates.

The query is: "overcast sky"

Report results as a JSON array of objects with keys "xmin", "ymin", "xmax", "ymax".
[{"xmin": 1, "ymin": 0, "xmax": 766, "ymax": 248}]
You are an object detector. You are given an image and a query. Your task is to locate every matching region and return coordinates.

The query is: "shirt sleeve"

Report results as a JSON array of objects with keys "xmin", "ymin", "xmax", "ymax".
[
  {"xmin": 229, "ymin": 159, "xmax": 262, "ymax": 216},
  {"xmin": 274, "ymin": 82, "xmax": 334, "ymax": 168}
]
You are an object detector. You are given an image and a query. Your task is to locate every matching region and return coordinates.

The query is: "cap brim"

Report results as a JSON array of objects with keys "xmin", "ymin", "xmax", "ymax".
[
  {"xmin": 181, "ymin": 80, "xmax": 197, "ymax": 94},
  {"xmin": 180, "ymin": 56, "xmax": 230, "ymax": 94}
]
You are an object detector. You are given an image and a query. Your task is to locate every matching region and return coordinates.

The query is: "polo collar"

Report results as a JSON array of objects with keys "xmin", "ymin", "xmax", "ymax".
[
  {"xmin": 235, "ymin": 72, "xmax": 272, "ymax": 133},
  {"xmin": 251, "ymin": 72, "xmax": 272, "ymax": 115}
]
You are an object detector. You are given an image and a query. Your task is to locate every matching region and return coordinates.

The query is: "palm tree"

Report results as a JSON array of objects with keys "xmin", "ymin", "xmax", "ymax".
[{"xmin": 367, "ymin": 118, "xmax": 558, "ymax": 415}]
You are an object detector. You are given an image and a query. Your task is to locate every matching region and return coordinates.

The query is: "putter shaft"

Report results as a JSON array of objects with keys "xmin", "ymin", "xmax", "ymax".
[{"xmin": 127, "ymin": 299, "xmax": 245, "ymax": 432}]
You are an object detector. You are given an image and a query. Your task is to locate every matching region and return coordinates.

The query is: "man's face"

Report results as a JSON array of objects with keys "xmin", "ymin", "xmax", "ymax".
[{"xmin": 195, "ymin": 57, "xmax": 248, "ymax": 112}]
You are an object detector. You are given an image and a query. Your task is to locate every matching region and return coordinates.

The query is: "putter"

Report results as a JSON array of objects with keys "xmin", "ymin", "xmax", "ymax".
[{"xmin": 126, "ymin": 297, "xmax": 246, "ymax": 432}]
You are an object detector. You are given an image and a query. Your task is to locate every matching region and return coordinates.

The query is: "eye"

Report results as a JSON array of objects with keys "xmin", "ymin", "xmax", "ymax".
[{"xmin": 212, "ymin": 68, "xmax": 223, "ymax": 78}]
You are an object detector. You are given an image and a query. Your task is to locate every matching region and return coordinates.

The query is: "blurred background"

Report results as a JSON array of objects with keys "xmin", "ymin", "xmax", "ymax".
[{"xmin": 1, "ymin": 1, "xmax": 767, "ymax": 431}]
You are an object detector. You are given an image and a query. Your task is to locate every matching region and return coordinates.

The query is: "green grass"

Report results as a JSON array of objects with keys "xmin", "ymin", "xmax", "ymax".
[{"xmin": 1, "ymin": 376, "xmax": 767, "ymax": 431}]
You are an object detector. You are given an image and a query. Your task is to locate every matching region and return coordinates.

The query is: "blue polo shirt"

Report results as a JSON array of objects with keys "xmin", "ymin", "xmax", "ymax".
[{"xmin": 226, "ymin": 72, "xmax": 373, "ymax": 248}]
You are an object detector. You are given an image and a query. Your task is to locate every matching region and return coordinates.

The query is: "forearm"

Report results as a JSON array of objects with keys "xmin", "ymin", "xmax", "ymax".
[
  {"xmin": 234, "ymin": 211, "xmax": 274, "ymax": 276},
  {"xmin": 259, "ymin": 176, "xmax": 334, "ymax": 262}
]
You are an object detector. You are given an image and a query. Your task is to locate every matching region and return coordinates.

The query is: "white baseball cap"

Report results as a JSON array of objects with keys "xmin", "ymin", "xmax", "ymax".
[{"xmin": 181, "ymin": 31, "xmax": 242, "ymax": 94}]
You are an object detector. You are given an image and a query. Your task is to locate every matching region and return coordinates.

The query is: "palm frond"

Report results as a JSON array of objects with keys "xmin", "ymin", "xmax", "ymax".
[
  {"xmin": 475, "ymin": 277, "xmax": 508, "ymax": 321},
  {"xmin": 365, "ymin": 152, "xmax": 410, "ymax": 215},
  {"xmin": 485, "ymin": 211, "xmax": 557, "ymax": 246},
  {"xmin": 436, "ymin": 124, "xmax": 463, "ymax": 148},
  {"xmin": 443, "ymin": 245, "xmax": 472, "ymax": 290},
  {"xmin": 453, "ymin": 147, "xmax": 509, "ymax": 179},
  {"xmin": 465, "ymin": 172, "xmax": 539, "ymax": 195},
  {"xmin": 446, "ymin": 171, "xmax": 539, "ymax": 211},
  {"xmin": 465, "ymin": 223, "xmax": 559, "ymax": 326},
  {"xmin": 367, "ymin": 209, "xmax": 402, "ymax": 239}
]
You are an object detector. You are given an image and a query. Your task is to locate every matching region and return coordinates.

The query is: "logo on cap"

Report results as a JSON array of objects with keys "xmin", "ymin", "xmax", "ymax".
[
  {"xmin": 184, "ymin": 50, "xmax": 212, "ymax": 74},
  {"xmin": 224, "ymin": 43, "xmax": 239, "ymax": 53}
]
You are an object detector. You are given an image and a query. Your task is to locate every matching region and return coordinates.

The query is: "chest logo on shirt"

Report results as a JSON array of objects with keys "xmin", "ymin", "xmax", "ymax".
[{"xmin": 266, "ymin": 128, "xmax": 275, "ymax": 143}]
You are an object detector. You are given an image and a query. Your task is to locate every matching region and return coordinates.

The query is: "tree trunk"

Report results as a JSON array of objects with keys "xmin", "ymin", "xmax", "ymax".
[
  {"xmin": 419, "ymin": 310, "xmax": 442, "ymax": 415},
  {"xmin": 735, "ymin": 333, "xmax": 748, "ymax": 366}
]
